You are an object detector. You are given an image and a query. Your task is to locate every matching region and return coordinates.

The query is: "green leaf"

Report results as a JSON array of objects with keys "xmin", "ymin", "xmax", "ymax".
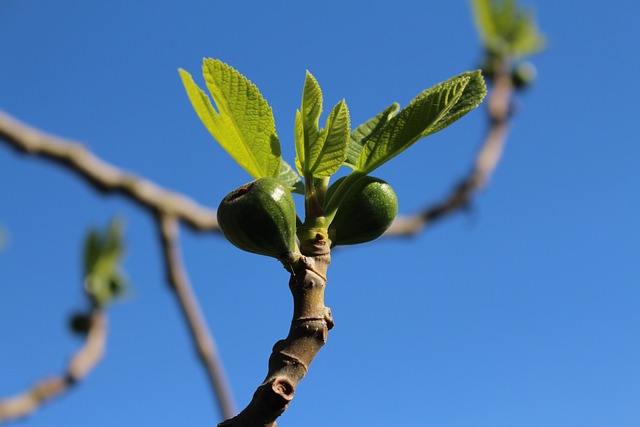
[
  {"xmin": 427, "ymin": 71, "xmax": 487, "ymax": 134},
  {"xmin": 345, "ymin": 103, "xmax": 399, "ymax": 169},
  {"xmin": 356, "ymin": 71, "xmax": 486, "ymax": 174},
  {"xmin": 294, "ymin": 109, "xmax": 304, "ymax": 175},
  {"xmin": 294, "ymin": 72, "xmax": 350, "ymax": 178},
  {"xmin": 308, "ymin": 100, "xmax": 350, "ymax": 177},
  {"xmin": 471, "ymin": 0, "xmax": 499, "ymax": 47},
  {"xmin": 179, "ymin": 59, "xmax": 281, "ymax": 179},
  {"xmin": 294, "ymin": 71, "xmax": 323, "ymax": 176},
  {"xmin": 471, "ymin": 0, "xmax": 545, "ymax": 57},
  {"xmin": 82, "ymin": 218, "xmax": 128, "ymax": 307},
  {"xmin": 509, "ymin": 11, "xmax": 545, "ymax": 56},
  {"xmin": 301, "ymin": 71, "xmax": 323, "ymax": 149},
  {"xmin": 278, "ymin": 160, "xmax": 305, "ymax": 194},
  {"xmin": 83, "ymin": 230, "xmax": 100, "ymax": 277}
]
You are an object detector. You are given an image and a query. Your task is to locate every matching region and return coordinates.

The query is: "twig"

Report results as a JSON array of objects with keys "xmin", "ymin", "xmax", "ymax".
[
  {"xmin": 384, "ymin": 62, "xmax": 514, "ymax": 237},
  {"xmin": 0, "ymin": 112, "xmax": 235, "ymax": 419},
  {"xmin": 0, "ymin": 311, "xmax": 107, "ymax": 423},
  {"xmin": 0, "ymin": 111, "xmax": 219, "ymax": 232},
  {"xmin": 157, "ymin": 213, "xmax": 236, "ymax": 420},
  {"xmin": 219, "ymin": 236, "xmax": 333, "ymax": 427}
]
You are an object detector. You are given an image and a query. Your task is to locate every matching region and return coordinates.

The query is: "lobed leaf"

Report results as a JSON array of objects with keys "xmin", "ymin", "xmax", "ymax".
[{"xmin": 179, "ymin": 59, "xmax": 281, "ymax": 179}]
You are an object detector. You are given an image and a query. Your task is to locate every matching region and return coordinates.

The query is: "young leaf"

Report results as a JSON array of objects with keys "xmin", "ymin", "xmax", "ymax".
[
  {"xmin": 509, "ymin": 11, "xmax": 545, "ymax": 57},
  {"xmin": 356, "ymin": 71, "xmax": 486, "ymax": 174},
  {"xmin": 471, "ymin": 0, "xmax": 544, "ymax": 57},
  {"xmin": 295, "ymin": 72, "xmax": 350, "ymax": 178},
  {"xmin": 294, "ymin": 110, "xmax": 304, "ymax": 175},
  {"xmin": 179, "ymin": 59, "xmax": 281, "ymax": 179},
  {"xmin": 83, "ymin": 219, "xmax": 128, "ymax": 307},
  {"xmin": 344, "ymin": 103, "xmax": 399, "ymax": 169},
  {"xmin": 295, "ymin": 71, "xmax": 323, "ymax": 175},
  {"xmin": 308, "ymin": 100, "xmax": 350, "ymax": 178},
  {"xmin": 278, "ymin": 160, "xmax": 305, "ymax": 194},
  {"xmin": 471, "ymin": 0, "xmax": 499, "ymax": 48}
]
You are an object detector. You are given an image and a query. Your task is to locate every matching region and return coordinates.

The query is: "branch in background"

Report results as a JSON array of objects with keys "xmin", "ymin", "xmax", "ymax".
[
  {"xmin": 0, "ymin": 311, "xmax": 107, "ymax": 423},
  {"xmin": 384, "ymin": 61, "xmax": 514, "ymax": 237},
  {"xmin": 0, "ymin": 113, "xmax": 234, "ymax": 419},
  {"xmin": 0, "ymin": 111, "xmax": 219, "ymax": 232},
  {"xmin": 157, "ymin": 214, "xmax": 236, "ymax": 420}
]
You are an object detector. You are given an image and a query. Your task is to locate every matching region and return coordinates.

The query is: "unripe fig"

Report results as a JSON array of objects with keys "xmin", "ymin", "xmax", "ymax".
[
  {"xmin": 512, "ymin": 62, "xmax": 537, "ymax": 90},
  {"xmin": 326, "ymin": 176, "xmax": 398, "ymax": 246},
  {"xmin": 217, "ymin": 177, "xmax": 297, "ymax": 259}
]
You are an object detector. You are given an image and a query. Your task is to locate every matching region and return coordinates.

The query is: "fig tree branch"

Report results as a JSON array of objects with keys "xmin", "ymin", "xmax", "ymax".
[
  {"xmin": 0, "ymin": 111, "xmax": 218, "ymax": 232},
  {"xmin": 219, "ymin": 235, "xmax": 334, "ymax": 427},
  {"xmin": 384, "ymin": 61, "xmax": 514, "ymax": 237},
  {"xmin": 0, "ymin": 310, "xmax": 107, "ymax": 423},
  {"xmin": 0, "ymin": 111, "xmax": 234, "ymax": 418},
  {"xmin": 157, "ymin": 213, "xmax": 236, "ymax": 420}
]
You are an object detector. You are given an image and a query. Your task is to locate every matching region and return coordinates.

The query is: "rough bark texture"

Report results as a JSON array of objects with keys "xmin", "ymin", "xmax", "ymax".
[{"xmin": 220, "ymin": 234, "xmax": 333, "ymax": 427}]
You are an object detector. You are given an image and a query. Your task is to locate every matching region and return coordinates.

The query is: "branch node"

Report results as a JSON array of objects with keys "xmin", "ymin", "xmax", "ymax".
[
  {"xmin": 324, "ymin": 307, "xmax": 335, "ymax": 330},
  {"xmin": 271, "ymin": 378, "xmax": 294, "ymax": 402}
]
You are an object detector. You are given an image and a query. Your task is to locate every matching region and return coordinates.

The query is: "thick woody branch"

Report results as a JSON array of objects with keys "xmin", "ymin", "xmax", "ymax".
[
  {"xmin": 157, "ymin": 214, "xmax": 236, "ymax": 420},
  {"xmin": 385, "ymin": 63, "xmax": 514, "ymax": 237},
  {"xmin": 0, "ymin": 111, "xmax": 218, "ymax": 232},
  {"xmin": 0, "ymin": 311, "xmax": 107, "ymax": 423},
  {"xmin": 220, "ymin": 236, "xmax": 333, "ymax": 427}
]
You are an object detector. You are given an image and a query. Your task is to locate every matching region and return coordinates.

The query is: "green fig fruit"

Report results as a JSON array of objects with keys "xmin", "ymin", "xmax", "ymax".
[
  {"xmin": 217, "ymin": 177, "xmax": 297, "ymax": 259},
  {"xmin": 326, "ymin": 176, "xmax": 398, "ymax": 246},
  {"xmin": 512, "ymin": 62, "xmax": 537, "ymax": 90}
]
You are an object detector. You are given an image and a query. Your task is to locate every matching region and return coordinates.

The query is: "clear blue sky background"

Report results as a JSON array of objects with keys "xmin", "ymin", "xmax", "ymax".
[{"xmin": 1, "ymin": 1, "xmax": 639, "ymax": 426}]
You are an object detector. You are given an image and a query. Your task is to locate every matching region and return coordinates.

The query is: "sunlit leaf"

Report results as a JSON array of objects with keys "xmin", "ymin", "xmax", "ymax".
[
  {"xmin": 179, "ymin": 59, "xmax": 281, "ymax": 179},
  {"xmin": 295, "ymin": 71, "xmax": 323, "ymax": 175},
  {"xmin": 356, "ymin": 71, "xmax": 486, "ymax": 174},
  {"xmin": 308, "ymin": 100, "xmax": 350, "ymax": 177},
  {"xmin": 345, "ymin": 103, "xmax": 399, "ymax": 169}
]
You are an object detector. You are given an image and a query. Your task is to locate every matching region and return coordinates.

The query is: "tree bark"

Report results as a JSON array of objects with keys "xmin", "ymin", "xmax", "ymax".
[{"xmin": 220, "ymin": 234, "xmax": 333, "ymax": 427}]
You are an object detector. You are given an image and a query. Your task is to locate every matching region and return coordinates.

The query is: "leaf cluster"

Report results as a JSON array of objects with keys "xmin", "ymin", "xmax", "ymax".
[
  {"xmin": 83, "ymin": 218, "xmax": 128, "ymax": 307},
  {"xmin": 471, "ymin": 0, "xmax": 545, "ymax": 58},
  {"xmin": 180, "ymin": 59, "xmax": 486, "ymax": 230}
]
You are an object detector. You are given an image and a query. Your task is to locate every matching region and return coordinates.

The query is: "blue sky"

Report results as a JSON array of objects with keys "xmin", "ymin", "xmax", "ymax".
[{"xmin": 1, "ymin": 1, "xmax": 639, "ymax": 426}]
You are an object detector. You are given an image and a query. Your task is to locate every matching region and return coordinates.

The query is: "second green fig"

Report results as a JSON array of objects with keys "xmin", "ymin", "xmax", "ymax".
[{"xmin": 326, "ymin": 176, "xmax": 398, "ymax": 246}]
